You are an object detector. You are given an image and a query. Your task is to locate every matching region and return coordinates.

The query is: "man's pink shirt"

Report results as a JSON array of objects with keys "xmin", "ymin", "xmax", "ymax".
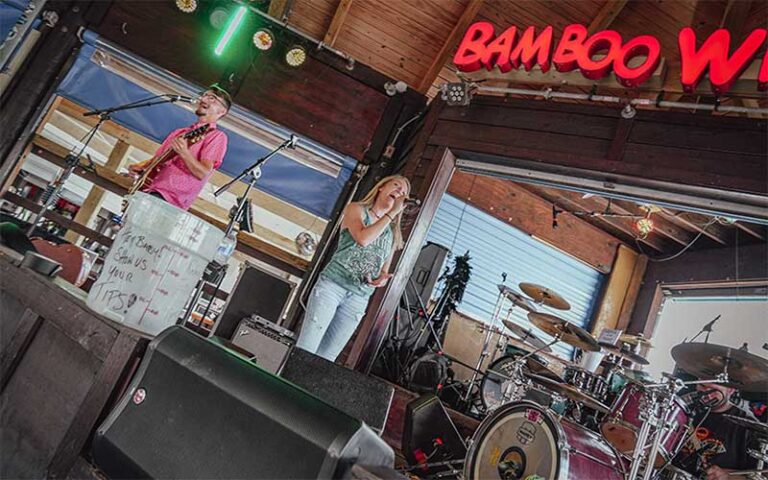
[{"xmin": 144, "ymin": 122, "xmax": 227, "ymax": 210}]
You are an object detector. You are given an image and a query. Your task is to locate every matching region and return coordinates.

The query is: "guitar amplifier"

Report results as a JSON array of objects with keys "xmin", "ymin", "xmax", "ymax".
[{"xmin": 230, "ymin": 315, "xmax": 294, "ymax": 374}]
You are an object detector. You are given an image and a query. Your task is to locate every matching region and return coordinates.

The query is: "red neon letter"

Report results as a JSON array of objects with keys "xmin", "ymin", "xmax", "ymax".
[
  {"xmin": 454, "ymin": 22, "xmax": 496, "ymax": 72},
  {"xmin": 613, "ymin": 35, "xmax": 661, "ymax": 88},
  {"xmin": 553, "ymin": 24, "xmax": 588, "ymax": 73},
  {"xmin": 759, "ymin": 49, "xmax": 767, "ymax": 91},
  {"xmin": 509, "ymin": 26, "xmax": 553, "ymax": 72},
  {"xmin": 481, "ymin": 26, "xmax": 518, "ymax": 72},
  {"xmin": 578, "ymin": 30, "xmax": 623, "ymax": 79},
  {"xmin": 678, "ymin": 27, "xmax": 767, "ymax": 94}
]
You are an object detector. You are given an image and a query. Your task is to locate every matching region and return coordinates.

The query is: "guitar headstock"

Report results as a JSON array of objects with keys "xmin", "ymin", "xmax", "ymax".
[{"xmin": 183, "ymin": 124, "xmax": 210, "ymax": 145}]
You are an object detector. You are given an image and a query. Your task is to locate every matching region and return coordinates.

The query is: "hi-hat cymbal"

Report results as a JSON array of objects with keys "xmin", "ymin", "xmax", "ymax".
[
  {"xmin": 498, "ymin": 285, "xmax": 538, "ymax": 312},
  {"xmin": 600, "ymin": 343, "xmax": 650, "ymax": 365},
  {"xmin": 528, "ymin": 373, "xmax": 610, "ymax": 413},
  {"xmin": 723, "ymin": 414, "xmax": 768, "ymax": 438},
  {"xmin": 671, "ymin": 343, "xmax": 768, "ymax": 392},
  {"xmin": 528, "ymin": 312, "xmax": 600, "ymax": 352},
  {"xmin": 502, "ymin": 319, "xmax": 552, "ymax": 352},
  {"xmin": 519, "ymin": 283, "xmax": 571, "ymax": 310}
]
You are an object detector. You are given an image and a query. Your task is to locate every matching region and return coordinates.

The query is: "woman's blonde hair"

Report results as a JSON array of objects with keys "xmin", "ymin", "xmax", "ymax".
[{"xmin": 358, "ymin": 174, "xmax": 411, "ymax": 250}]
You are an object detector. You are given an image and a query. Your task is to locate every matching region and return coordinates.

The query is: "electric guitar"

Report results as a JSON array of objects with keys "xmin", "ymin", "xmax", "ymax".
[{"xmin": 128, "ymin": 124, "xmax": 211, "ymax": 195}]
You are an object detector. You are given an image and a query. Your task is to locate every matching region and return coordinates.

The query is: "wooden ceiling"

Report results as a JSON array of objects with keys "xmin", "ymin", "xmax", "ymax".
[
  {"xmin": 278, "ymin": 0, "xmax": 767, "ymax": 107},
  {"xmin": 449, "ymin": 171, "xmax": 766, "ymax": 270}
]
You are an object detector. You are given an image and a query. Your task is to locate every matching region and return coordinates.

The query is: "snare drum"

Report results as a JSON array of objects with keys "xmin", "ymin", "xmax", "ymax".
[
  {"xmin": 564, "ymin": 366, "xmax": 609, "ymax": 403},
  {"xmin": 465, "ymin": 401, "xmax": 625, "ymax": 480},
  {"xmin": 600, "ymin": 383, "xmax": 690, "ymax": 468}
]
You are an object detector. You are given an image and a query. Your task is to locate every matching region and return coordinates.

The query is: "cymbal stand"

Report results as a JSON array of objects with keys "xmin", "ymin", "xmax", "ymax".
[{"xmin": 462, "ymin": 289, "xmax": 508, "ymax": 405}]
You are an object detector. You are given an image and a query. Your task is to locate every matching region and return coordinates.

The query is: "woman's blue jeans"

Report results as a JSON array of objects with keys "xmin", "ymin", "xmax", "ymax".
[{"xmin": 296, "ymin": 276, "xmax": 371, "ymax": 361}]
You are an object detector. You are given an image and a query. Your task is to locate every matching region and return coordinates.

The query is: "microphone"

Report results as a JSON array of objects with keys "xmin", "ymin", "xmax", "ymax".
[
  {"xmin": 168, "ymin": 94, "xmax": 198, "ymax": 104},
  {"xmin": 681, "ymin": 388, "xmax": 718, "ymax": 408},
  {"xmin": 404, "ymin": 197, "xmax": 421, "ymax": 206},
  {"xmin": 288, "ymin": 134, "xmax": 299, "ymax": 149}
]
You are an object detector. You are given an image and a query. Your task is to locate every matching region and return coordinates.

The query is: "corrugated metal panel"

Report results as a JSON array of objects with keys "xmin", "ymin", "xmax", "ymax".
[{"xmin": 426, "ymin": 194, "xmax": 605, "ymax": 358}]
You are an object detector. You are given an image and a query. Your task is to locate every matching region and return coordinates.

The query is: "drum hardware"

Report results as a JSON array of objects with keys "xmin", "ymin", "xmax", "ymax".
[
  {"xmin": 519, "ymin": 282, "xmax": 572, "ymax": 310},
  {"xmin": 462, "ymin": 282, "xmax": 562, "ymax": 408},
  {"xmin": 601, "ymin": 342, "xmax": 651, "ymax": 366},
  {"xmin": 725, "ymin": 414, "xmax": 768, "ymax": 478},
  {"xmin": 528, "ymin": 373, "xmax": 610, "ymax": 413},
  {"xmin": 497, "ymin": 284, "xmax": 537, "ymax": 312},
  {"xmin": 528, "ymin": 312, "xmax": 601, "ymax": 352},
  {"xmin": 501, "ymin": 319, "xmax": 552, "ymax": 352}
]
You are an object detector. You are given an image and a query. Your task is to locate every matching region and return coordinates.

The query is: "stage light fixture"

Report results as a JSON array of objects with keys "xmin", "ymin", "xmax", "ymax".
[
  {"xmin": 175, "ymin": 0, "xmax": 197, "ymax": 13},
  {"xmin": 214, "ymin": 5, "xmax": 248, "ymax": 57},
  {"xmin": 252, "ymin": 28, "xmax": 274, "ymax": 51},
  {"xmin": 441, "ymin": 82, "xmax": 472, "ymax": 106},
  {"xmin": 285, "ymin": 45, "xmax": 307, "ymax": 67},
  {"xmin": 209, "ymin": 6, "xmax": 230, "ymax": 29}
]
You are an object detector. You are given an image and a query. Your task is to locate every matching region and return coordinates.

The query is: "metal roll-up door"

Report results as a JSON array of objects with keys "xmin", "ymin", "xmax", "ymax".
[{"xmin": 425, "ymin": 194, "xmax": 605, "ymax": 358}]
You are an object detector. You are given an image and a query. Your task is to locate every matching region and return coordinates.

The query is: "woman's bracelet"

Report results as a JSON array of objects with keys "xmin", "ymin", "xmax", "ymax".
[{"xmin": 385, "ymin": 213, "xmax": 394, "ymax": 221}]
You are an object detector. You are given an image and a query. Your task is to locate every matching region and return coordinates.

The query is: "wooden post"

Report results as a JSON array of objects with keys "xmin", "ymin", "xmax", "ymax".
[
  {"xmin": 64, "ymin": 140, "xmax": 130, "ymax": 244},
  {"xmin": 591, "ymin": 244, "xmax": 638, "ymax": 335}
]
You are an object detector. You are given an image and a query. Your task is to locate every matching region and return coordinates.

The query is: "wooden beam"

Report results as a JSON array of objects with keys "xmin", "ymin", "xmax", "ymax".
[
  {"xmin": 417, "ymin": 0, "xmax": 484, "ymax": 94},
  {"xmin": 267, "ymin": 0, "xmax": 291, "ymax": 21},
  {"xmin": 657, "ymin": 209, "xmax": 729, "ymax": 245},
  {"xmin": 592, "ymin": 244, "xmax": 637, "ymax": 335},
  {"xmin": 65, "ymin": 140, "xmax": 131, "ymax": 244},
  {"xmin": 448, "ymin": 173, "xmax": 621, "ymax": 273},
  {"xmin": 617, "ymin": 253, "xmax": 648, "ymax": 332},
  {"xmin": 3, "ymin": 192, "xmax": 115, "ymax": 247},
  {"xmin": 588, "ymin": 0, "xmax": 629, "ymax": 34},
  {"xmin": 609, "ymin": 199, "xmax": 697, "ymax": 247},
  {"xmin": 323, "ymin": 0, "xmax": 354, "ymax": 48},
  {"xmin": 732, "ymin": 221, "xmax": 765, "ymax": 240},
  {"xmin": 720, "ymin": 0, "xmax": 753, "ymax": 32}
]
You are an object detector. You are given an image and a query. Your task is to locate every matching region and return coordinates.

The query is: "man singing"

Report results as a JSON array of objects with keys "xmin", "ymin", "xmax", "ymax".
[{"xmin": 130, "ymin": 85, "xmax": 231, "ymax": 210}]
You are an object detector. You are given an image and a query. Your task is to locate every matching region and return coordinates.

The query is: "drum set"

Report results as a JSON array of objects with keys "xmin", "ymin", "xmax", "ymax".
[{"xmin": 444, "ymin": 282, "xmax": 768, "ymax": 480}]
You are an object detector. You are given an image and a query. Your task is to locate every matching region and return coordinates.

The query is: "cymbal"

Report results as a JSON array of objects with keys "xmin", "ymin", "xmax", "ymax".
[
  {"xmin": 671, "ymin": 343, "xmax": 768, "ymax": 392},
  {"xmin": 528, "ymin": 373, "xmax": 610, "ymax": 413},
  {"xmin": 498, "ymin": 285, "xmax": 538, "ymax": 312},
  {"xmin": 600, "ymin": 343, "xmax": 650, "ymax": 365},
  {"xmin": 619, "ymin": 333, "xmax": 653, "ymax": 347},
  {"xmin": 723, "ymin": 414, "xmax": 768, "ymax": 438},
  {"xmin": 528, "ymin": 312, "xmax": 600, "ymax": 352},
  {"xmin": 519, "ymin": 283, "xmax": 571, "ymax": 310},
  {"xmin": 502, "ymin": 320, "xmax": 552, "ymax": 352}
]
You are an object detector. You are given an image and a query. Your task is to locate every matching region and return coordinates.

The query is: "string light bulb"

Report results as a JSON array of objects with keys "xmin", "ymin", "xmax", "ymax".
[
  {"xmin": 635, "ymin": 216, "xmax": 654, "ymax": 238},
  {"xmin": 175, "ymin": 0, "xmax": 197, "ymax": 13},
  {"xmin": 285, "ymin": 45, "xmax": 307, "ymax": 67}
]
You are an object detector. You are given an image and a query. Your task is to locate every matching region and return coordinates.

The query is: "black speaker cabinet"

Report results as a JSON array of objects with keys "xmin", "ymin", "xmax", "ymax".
[
  {"xmin": 281, "ymin": 348, "xmax": 395, "ymax": 435},
  {"xmin": 213, "ymin": 262, "xmax": 297, "ymax": 339},
  {"xmin": 403, "ymin": 395, "xmax": 466, "ymax": 472},
  {"xmin": 92, "ymin": 327, "xmax": 393, "ymax": 479}
]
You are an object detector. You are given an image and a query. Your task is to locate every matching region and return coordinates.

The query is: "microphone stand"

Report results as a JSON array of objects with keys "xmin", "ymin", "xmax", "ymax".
[
  {"xmin": 182, "ymin": 136, "xmax": 297, "ymax": 329},
  {"xmin": 26, "ymin": 94, "xmax": 192, "ymax": 236},
  {"xmin": 689, "ymin": 315, "xmax": 721, "ymax": 344}
]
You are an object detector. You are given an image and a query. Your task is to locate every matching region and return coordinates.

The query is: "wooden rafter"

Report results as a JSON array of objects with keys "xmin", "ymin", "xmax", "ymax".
[
  {"xmin": 528, "ymin": 186, "xmax": 669, "ymax": 252},
  {"xmin": 732, "ymin": 221, "xmax": 765, "ymax": 240},
  {"xmin": 267, "ymin": 0, "xmax": 291, "ymax": 22},
  {"xmin": 417, "ymin": 0, "xmax": 484, "ymax": 94},
  {"xmin": 588, "ymin": 0, "xmax": 629, "ymax": 34},
  {"xmin": 720, "ymin": 0, "xmax": 753, "ymax": 32},
  {"xmin": 615, "ymin": 200, "xmax": 704, "ymax": 249},
  {"xmin": 657, "ymin": 209, "xmax": 729, "ymax": 245},
  {"xmin": 323, "ymin": 0, "xmax": 354, "ymax": 47}
]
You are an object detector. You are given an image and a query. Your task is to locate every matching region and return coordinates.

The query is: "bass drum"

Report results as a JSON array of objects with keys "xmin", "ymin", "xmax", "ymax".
[{"xmin": 465, "ymin": 401, "xmax": 625, "ymax": 480}]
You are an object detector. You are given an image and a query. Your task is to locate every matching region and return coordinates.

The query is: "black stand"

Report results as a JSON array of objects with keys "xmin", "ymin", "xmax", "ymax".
[
  {"xmin": 182, "ymin": 135, "xmax": 298, "ymax": 329},
  {"xmin": 26, "ymin": 94, "xmax": 192, "ymax": 236}
]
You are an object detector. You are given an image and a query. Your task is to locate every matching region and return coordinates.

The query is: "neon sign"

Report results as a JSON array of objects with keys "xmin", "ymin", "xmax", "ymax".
[{"xmin": 454, "ymin": 22, "xmax": 768, "ymax": 94}]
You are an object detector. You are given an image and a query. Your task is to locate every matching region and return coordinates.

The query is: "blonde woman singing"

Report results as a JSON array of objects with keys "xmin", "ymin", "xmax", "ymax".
[{"xmin": 297, "ymin": 175, "xmax": 411, "ymax": 361}]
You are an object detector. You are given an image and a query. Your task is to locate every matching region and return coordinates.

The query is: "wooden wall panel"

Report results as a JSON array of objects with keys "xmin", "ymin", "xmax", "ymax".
[
  {"xmin": 96, "ymin": 1, "xmax": 393, "ymax": 160},
  {"xmin": 286, "ymin": 0, "xmax": 338, "ymax": 39},
  {"xmin": 448, "ymin": 172, "xmax": 620, "ymax": 273},
  {"xmin": 426, "ymin": 97, "xmax": 768, "ymax": 196}
]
